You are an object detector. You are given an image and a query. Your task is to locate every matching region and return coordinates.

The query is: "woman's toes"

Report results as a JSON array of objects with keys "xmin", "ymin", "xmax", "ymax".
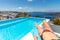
[{"xmin": 33, "ymin": 35, "xmax": 38, "ymax": 40}]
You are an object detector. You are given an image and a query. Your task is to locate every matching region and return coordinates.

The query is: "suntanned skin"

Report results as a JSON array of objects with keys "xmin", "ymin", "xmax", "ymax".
[
  {"xmin": 33, "ymin": 35, "xmax": 38, "ymax": 40},
  {"xmin": 33, "ymin": 20, "xmax": 58, "ymax": 40}
]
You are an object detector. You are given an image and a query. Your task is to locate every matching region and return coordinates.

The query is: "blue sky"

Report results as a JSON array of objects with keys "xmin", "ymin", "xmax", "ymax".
[{"xmin": 0, "ymin": 0, "xmax": 60, "ymax": 12}]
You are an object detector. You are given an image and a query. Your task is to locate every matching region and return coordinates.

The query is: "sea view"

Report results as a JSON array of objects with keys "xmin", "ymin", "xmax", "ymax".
[
  {"xmin": 27, "ymin": 12, "xmax": 60, "ymax": 20},
  {"xmin": 0, "ymin": 0, "xmax": 60, "ymax": 40},
  {"xmin": 0, "ymin": 11, "xmax": 60, "ymax": 20}
]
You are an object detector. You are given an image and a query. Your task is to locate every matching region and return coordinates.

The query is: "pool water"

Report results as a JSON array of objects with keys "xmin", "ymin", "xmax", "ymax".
[{"xmin": 0, "ymin": 17, "xmax": 44, "ymax": 40}]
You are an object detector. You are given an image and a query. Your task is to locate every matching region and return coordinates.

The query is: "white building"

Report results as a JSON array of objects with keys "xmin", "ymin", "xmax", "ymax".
[{"xmin": 0, "ymin": 11, "xmax": 18, "ymax": 20}]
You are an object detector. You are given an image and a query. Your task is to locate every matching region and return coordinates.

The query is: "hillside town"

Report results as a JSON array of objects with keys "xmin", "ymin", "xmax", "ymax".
[{"xmin": 0, "ymin": 11, "xmax": 19, "ymax": 20}]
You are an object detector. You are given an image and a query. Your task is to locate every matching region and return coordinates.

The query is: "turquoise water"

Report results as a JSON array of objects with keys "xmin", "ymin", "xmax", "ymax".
[
  {"xmin": 0, "ymin": 17, "xmax": 28, "ymax": 25},
  {"xmin": 0, "ymin": 17, "xmax": 44, "ymax": 40}
]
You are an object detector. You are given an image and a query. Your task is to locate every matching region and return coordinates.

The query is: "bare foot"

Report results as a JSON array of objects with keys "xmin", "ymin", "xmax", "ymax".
[{"xmin": 33, "ymin": 35, "xmax": 38, "ymax": 40}]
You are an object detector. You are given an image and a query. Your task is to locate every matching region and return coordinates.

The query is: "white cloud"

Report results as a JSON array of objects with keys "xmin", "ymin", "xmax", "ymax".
[
  {"xmin": 27, "ymin": 0, "xmax": 33, "ymax": 2},
  {"xmin": 18, "ymin": 7, "xmax": 23, "ymax": 10},
  {"xmin": 16, "ymin": 6, "xmax": 34, "ymax": 12},
  {"xmin": 24, "ymin": 7, "xmax": 34, "ymax": 12}
]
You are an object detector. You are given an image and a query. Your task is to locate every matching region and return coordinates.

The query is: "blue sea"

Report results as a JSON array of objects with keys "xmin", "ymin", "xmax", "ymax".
[{"xmin": 27, "ymin": 12, "xmax": 56, "ymax": 21}]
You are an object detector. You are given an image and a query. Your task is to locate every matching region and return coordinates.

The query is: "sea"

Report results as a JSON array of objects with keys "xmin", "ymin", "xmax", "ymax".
[{"xmin": 27, "ymin": 12, "xmax": 60, "ymax": 21}]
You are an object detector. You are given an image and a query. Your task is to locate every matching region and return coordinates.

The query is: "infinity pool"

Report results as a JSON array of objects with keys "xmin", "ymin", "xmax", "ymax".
[{"xmin": 0, "ymin": 17, "xmax": 44, "ymax": 40}]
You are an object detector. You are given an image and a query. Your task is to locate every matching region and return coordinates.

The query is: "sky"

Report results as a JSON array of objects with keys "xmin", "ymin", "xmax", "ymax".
[{"xmin": 0, "ymin": 0, "xmax": 60, "ymax": 12}]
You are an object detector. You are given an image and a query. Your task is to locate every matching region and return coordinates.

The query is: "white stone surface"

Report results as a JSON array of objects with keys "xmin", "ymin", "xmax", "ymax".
[{"xmin": 21, "ymin": 32, "xmax": 34, "ymax": 40}]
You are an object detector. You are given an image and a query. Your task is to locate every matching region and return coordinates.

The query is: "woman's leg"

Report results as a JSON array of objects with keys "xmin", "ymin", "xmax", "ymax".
[
  {"xmin": 33, "ymin": 35, "xmax": 38, "ymax": 40},
  {"xmin": 43, "ymin": 20, "xmax": 53, "ymax": 32},
  {"xmin": 34, "ymin": 23, "xmax": 43, "ymax": 36},
  {"xmin": 34, "ymin": 23, "xmax": 43, "ymax": 40},
  {"xmin": 34, "ymin": 21, "xmax": 58, "ymax": 40},
  {"xmin": 43, "ymin": 20, "xmax": 58, "ymax": 40}
]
